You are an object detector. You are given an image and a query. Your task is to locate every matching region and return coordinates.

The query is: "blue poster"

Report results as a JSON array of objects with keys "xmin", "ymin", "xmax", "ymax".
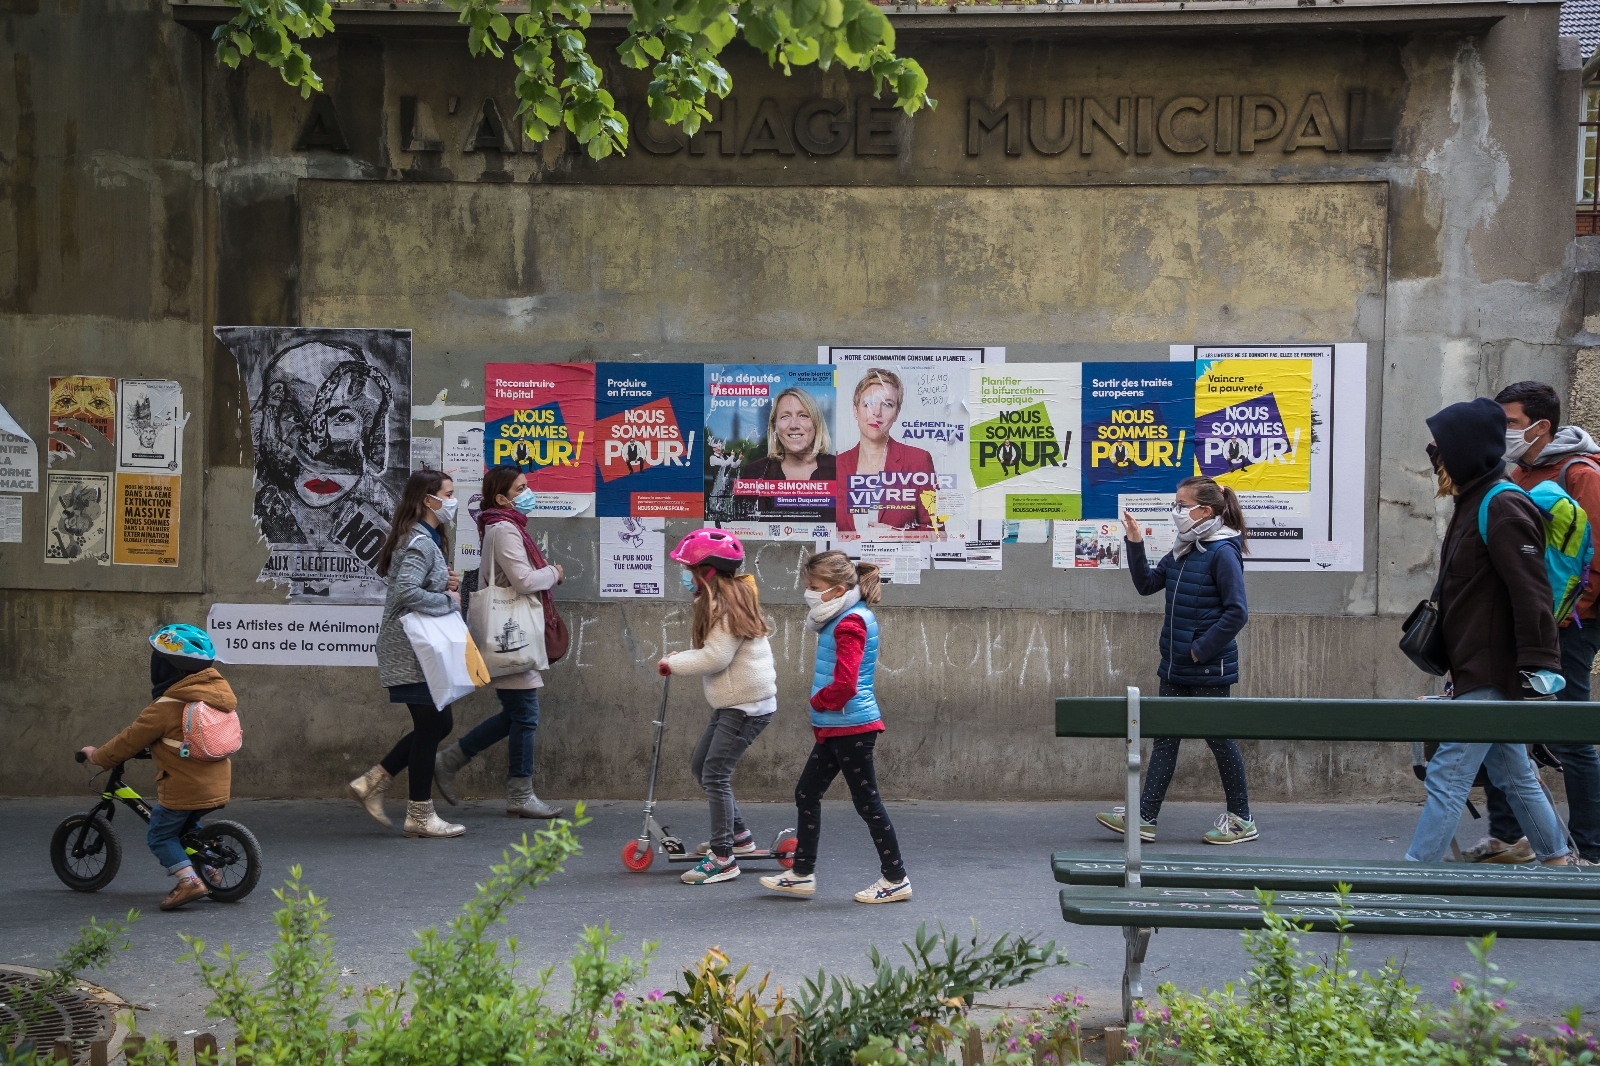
[
  {"xmin": 594, "ymin": 363, "xmax": 704, "ymax": 518},
  {"xmin": 1080, "ymin": 363, "xmax": 1196, "ymax": 519}
]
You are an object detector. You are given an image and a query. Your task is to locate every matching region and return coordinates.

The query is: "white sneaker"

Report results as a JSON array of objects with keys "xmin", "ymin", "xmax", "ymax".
[
  {"xmin": 696, "ymin": 839, "xmax": 759, "ymax": 856},
  {"xmin": 854, "ymin": 877, "xmax": 912, "ymax": 904},
  {"xmin": 760, "ymin": 872, "xmax": 816, "ymax": 897}
]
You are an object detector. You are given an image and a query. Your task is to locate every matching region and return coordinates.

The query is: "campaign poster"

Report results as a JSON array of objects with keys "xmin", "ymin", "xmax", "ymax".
[
  {"xmin": 484, "ymin": 363, "xmax": 595, "ymax": 517},
  {"xmin": 1194, "ymin": 358, "xmax": 1312, "ymax": 493},
  {"xmin": 595, "ymin": 364, "xmax": 703, "ymax": 518},
  {"xmin": 112, "ymin": 472, "xmax": 180, "ymax": 566},
  {"xmin": 1080, "ymin": 363, "xmax": 1194, "ymax": 520},
  {"xmin": 44, "ymin": 471, "xmax": 111, "ymax": 565},
  {"xmin": 48, "ymin": 376, "xmax": 116, "ymax": 447},
  {"xmin": 216, "ymin": 326, "xmax": 411, "ymax": 603},
  {"xmin": 116, "ymin": 378, "xmax": 184, "ymax": 473},
  {"xmin": 831, "ymin": 355, "xmax": 974, "ymax": 543},
  {"xmin": 704, "ymin": 364, "xmax": 837, "ymax": 541},
  {"xmin": 967, "ymin": 364, "xmax": 1082, "ymax": 521}
]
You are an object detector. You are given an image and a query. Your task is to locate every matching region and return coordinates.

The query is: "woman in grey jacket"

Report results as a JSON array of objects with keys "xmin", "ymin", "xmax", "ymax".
[{"xmin": 348, "ymin": 469, "xmax": 466, "ymax": 839}]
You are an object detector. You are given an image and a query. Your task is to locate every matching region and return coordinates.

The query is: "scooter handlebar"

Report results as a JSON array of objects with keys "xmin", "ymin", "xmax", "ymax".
[{"xmin": 74, "ymin": 751, "xmax": 87, "ymax": 763}]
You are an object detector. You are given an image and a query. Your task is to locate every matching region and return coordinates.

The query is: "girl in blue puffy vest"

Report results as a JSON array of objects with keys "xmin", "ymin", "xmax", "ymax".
[
  {"xmin": 1096, "ymin": 476, "xmax": 1257, "ymax": 846},
  {"xmin": 760, "ymin": 550, "xmax": 910, "ymax": 904}
]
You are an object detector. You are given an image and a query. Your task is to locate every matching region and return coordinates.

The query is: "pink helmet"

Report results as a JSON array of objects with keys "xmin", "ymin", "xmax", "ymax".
[{"xmin": 670, "ymin": 528, "xmax": 745, "ymax": 572}]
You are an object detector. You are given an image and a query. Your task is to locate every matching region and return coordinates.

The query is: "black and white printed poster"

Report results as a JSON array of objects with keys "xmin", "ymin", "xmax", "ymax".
[{"xmin": 216, "ymin": 327, "xmax": 412, "ymax": 603}]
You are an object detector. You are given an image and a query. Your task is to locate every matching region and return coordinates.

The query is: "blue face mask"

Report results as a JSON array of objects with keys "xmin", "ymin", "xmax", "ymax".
[
  {"xmin": 511, "ymin": 488, "xmax": 537, "ymax": 516},
  {"xmin": 680, "ymin": 569, "xmax": 698, "ymax": 593}
]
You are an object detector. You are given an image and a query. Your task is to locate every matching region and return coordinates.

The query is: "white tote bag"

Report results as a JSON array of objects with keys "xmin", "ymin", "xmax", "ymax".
[
  {"xmin": 467, "ymin": 530, "xmax": 548, "ymax": 676},
  {"xmin": 401, "ymin": 611, "xmax": 481, "ymax": 709}
]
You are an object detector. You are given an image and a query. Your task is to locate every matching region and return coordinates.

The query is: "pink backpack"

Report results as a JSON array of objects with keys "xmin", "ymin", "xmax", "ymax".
[{"xmin": 162, "ymin": 701, "xmax": 242, "ymax": 762}]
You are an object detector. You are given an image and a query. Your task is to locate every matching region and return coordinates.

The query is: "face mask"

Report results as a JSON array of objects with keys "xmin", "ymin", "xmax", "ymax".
[
  {"xmin": 1426, "ymin": 442, "xmax": 1442, "ymax": 475},
  {"xmin": 680, "ymin": 569, "xmax": 698, "ymax": 593},
  {"xmin": 430, "ymin": 495, "xmax": 458, "ymax": 523},
  {"xmin": 1171, "ymin": 505, "xmax": 1197, "ymax": 535},
  {"xmin": 511, "ymin": 488, "xmax": 537, "ymax": 515},
  {"xmin": 1504, "ymin": 425, "xmax": 1541, "ymax": 463},
  {"xmin": 803, "ymin": 589, "xmax": 827, "ymax": 609}
]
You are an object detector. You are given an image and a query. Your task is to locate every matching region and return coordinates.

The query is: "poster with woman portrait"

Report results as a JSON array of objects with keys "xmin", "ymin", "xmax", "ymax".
[
  {"xmin": 703, "ymin": 364, "xmax": 837, "ymax": 541},
  {"xmin": 829, "ymin": 358, "xmax": 977, "ymax": 543},
  {"xmin": 216, "ymin": 326, "xmax": 411, "ymax": 603}
]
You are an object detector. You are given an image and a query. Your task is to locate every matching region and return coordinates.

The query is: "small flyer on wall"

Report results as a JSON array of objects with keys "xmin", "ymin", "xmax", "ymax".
[
  {"xmin": 112, "ymin": 473, "xmax": 180, "ymax": 566},
  {"xmin": 456, "ymin": 480, "xmax": 484, "ymax": 571},
  {"xmin": 1119, "ymin": 492, "xmax": 1177, "ymax": 560},
  {"xmin": 599, "ymin": 517, "xmax": 665, "ymax": 598},
  {"xmin": 1053, "ymin": 521, "xmax": 1123, "ymax": 569},
  {"xmin": 967, "ymin": 364, "xmax": 1082, "ymax": 521},
  {"xmin": 207, "ymin": 603, "xmax": 383, "ymax": 667},
  {"xmin": 828, "ymin": 349, "xmax": 979, "ymax": 544},
  {"xmin": 116, "ymin": 378, "xmax": 184, "ymax": 473},
  {"xmin": 44, "ymin": 471, "xmax": 111, "ymax": 565},
  {"xmin": 443, "ymin": 421, "xmax": 484, "ymax": 477},
  {"xmin": 484, "ymin": 363, "xmax": 595, "ymax": 517},
  {"xmin": 1079, "ymin": 363, "xmax": 1193, "ymax": 520},
  {"xmin": 704, "ymin": 364, "xmax": 837, "ymax": 541},
  {"xmin": 0, "ymin": 496, "xmax": 21, "ymax": 543},
  {"xmin": 0, "ymin": 401, "xmax": 39, "ymax": 493},
  {"xmin": 49, "ymin": 376, "xmax": 116, "ymax": 446},
  {"xmin": 595, "ymin": 364, "xmax": 704, "ymax": 518}
]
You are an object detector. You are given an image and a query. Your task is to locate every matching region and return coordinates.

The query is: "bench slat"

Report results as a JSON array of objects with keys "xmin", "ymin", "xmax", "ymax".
[
  {"xmin": 1051, "ymin": 852, "xmax": 1600, "ymax": 900},
  {"xmin": 1059, "ymin": 885, "xmax": 1600, "ymax": 939},
  {"xmin": 1054, "ymin": 696, "xmax": 1600, "ymax": 743}
]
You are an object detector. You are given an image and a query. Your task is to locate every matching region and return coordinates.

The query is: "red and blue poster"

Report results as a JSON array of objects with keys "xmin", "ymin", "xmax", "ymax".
[
  {"xmin": 595, "ymin": 363, "xmax": 703, "ymax": 518},
  {"xmin": 484, "ymin": 362, "xmax": 595, "ymax": 517},
  {"xmin": 1080, "ymin": 363, "xmax": 1195, "ymax": 520}
]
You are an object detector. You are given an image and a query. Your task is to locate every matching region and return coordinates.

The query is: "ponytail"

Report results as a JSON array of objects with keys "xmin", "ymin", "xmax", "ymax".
[
  {"xmin": 1177, "ymin": 475, "xmax": 1249, "ymax": 555},
  {"xmin": 803, "ymin": 550, "xmax": 883, "ymax": 605}
]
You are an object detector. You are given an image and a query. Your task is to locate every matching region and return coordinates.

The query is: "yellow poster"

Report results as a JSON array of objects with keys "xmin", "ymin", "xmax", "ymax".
[
  {"xmin": 49, "ymin": 376, "xmax": 116, "ymax": 444},
  {"xmin": 113, "ymin": 473, "xmax": 180, "ymax": 566},
  {"xmin": 1193, "ymin": 359, "xmax": 1312, "ymax": 492}
]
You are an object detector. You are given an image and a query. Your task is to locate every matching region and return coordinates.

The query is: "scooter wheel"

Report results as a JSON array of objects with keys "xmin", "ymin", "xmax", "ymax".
[
  {"xmin": 773, "ymin": 834, "xmax": 799, "ymax": 870},
  {"xmin": 622, "ymin": 839, "xmax": 655, "ymax": 871}
]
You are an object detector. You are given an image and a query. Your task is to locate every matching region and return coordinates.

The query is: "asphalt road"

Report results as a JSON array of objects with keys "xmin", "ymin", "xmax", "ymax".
[{"xmin": 3, "ymin": 794, "xmax": 1597, "ymax": 1045}]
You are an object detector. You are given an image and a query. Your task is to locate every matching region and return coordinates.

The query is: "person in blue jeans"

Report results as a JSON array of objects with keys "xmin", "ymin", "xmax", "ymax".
[
  {"xmin": 1096, "ymin": 475, "xmax": 1257, "ymax": 846},
  {"xmin": 1406, "ymin": 399, "xmax": 1570, "ymax": 865},
  {"xmin": 1471, "ymin": 381, "xmax": 1600, "ymax": 864},
  {"xmin": 434, "ymin": 465, "xmax": 565, "ymax": 819}
]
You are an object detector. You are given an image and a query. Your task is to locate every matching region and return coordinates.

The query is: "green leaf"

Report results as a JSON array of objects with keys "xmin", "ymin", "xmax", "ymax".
[
  {"xmin": 790, "ymin": 0, "xmax": 822, "ymax": 29},
  {"xmin": 845, "ymin": 5, "xmax": 886, "ymax": 53},
  {"xmin": 490, "ymin": 12, "xmax": 511, "ymax": 40},
  {"xmin": 821, "ymin": 0, "xmax": 844, "ymax": 27}
]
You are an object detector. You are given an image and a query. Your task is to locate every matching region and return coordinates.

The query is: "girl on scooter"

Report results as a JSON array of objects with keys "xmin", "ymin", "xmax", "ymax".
[
  {"xmin": 761, "ymin": 550, "xmax": 911, "ymax": 904},
  {"xmin": 657, "ymin": 530, "xmax": 778, "ymax": 886}
]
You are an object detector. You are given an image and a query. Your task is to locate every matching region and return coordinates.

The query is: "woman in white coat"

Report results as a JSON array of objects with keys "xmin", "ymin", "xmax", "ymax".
[{"xmin": 434, "ymin": 464, "xmax": 566, "ymax": 818}]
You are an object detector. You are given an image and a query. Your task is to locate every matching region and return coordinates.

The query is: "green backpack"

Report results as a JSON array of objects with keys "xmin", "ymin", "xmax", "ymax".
[{"xmin": 1478, "ymin": 472, "xmax": 1594, "ymax": 625}]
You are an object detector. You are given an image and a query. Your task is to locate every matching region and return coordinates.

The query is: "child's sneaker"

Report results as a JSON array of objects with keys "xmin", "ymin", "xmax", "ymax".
[
  {"xmin": 1096, "ymin": 807, "xmax": 1156, "ymax": 843},
  {"xmin": 759, "ymin": 872, "xmax": 816, "ymax": 897},
  {"xmin": 681, "ymin": 853, "xmax": 740, "ymax": 885},
  {"xmin": 696, "ymin": 835, "xmax": 758, "ymax": 856},
  {"xmin": 161, "ymin": 874, "xmax": 210, "ymax": 911},
  {"xmin": 1203, "ymin": 812, "xmax": 1259, "ymax": 845},
  {"xmin": 854, "ymin": 877, "xmax": 912, "ymax": 904}
]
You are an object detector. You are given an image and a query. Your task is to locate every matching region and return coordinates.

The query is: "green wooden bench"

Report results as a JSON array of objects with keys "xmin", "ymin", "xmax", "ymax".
[{"xmin": 1054, "ymin": 688, "xmax": 1600, "ymax": 1021}]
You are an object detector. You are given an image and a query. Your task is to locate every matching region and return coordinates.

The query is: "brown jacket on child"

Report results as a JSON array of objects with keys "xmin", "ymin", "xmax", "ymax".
[{"xmin": 93, "ymin": 669, "xmax": 236, "ymax": 810}]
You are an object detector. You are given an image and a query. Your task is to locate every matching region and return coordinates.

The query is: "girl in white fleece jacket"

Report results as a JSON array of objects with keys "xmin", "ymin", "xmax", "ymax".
[{"xmin": 658, "ymin": 535, "xmax": 777, "ymax": 886}]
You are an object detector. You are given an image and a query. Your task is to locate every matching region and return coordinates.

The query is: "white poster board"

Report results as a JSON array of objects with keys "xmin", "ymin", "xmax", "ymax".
[{"xmin": 207, "ymin": 603, "xmax": 383, "ymax": 666}]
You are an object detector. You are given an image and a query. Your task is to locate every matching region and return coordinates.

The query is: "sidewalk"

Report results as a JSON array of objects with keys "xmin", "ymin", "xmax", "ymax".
[{"xmin": 2, "ymin": 796, "xmax": 1595, "ymax": 1042}]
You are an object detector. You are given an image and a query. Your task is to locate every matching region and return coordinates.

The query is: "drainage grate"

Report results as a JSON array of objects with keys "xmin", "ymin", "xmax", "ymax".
[{"xmin": 0, "ymin": 967, "xmax": 119, "ymax": 1065}]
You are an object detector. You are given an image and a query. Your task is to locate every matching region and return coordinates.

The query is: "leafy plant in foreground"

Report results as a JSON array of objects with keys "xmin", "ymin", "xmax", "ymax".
[{"xmin": 0, "ymin": 909, "xmax": 138, "ymax": 1065}]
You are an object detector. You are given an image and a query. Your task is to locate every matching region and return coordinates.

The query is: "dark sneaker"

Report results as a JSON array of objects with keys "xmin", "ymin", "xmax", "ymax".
[
  {"xmin": 1464, "ymin": 836, "xmax": 1535, "ymax": 864},
  {"xmin": 681, "ymin": 854, "xmax": 740, "ymax": 885}
]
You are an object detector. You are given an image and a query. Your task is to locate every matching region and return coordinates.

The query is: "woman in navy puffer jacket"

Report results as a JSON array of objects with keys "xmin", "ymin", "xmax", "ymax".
[{"xmin": 1096, "ymin": 475, "xmax": 1257, "ymax": 846}]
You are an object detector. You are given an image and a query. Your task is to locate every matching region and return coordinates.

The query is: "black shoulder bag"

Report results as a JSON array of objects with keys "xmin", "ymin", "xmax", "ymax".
[{"xmin": 1399, "ymin": 531, "xmax": 1457, "ymax": 676}]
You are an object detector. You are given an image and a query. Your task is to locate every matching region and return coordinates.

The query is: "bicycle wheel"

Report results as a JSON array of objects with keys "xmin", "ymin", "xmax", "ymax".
[
  {"xmin": 192, "ymin": 821, "xmax": 262, "ymax": 903},
  {"xmin": 50, "ymin": 813, "xmax": 121, "ymax": 893}
]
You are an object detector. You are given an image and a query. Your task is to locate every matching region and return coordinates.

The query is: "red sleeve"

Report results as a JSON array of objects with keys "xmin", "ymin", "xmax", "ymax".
[{"xmin": 810, "ymin": 614, "xmax": 866, "ymax": 712}]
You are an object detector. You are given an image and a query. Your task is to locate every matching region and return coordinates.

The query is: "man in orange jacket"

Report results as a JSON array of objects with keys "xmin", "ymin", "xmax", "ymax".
[{"xmin": 1470, "ymin": 381, "xmax": 1600, "ymax": 865}]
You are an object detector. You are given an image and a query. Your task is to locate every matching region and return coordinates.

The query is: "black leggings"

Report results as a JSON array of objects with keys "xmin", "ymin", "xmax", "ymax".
[
  {"xmin": 792, "ymin": 732, "xmax": 904, "ymax": 881},
  {"xmin": 380, "ymin": 703, "xmax": 456, "ymax": 802},
  {"xmin": 1139, "ymin": 681, "xmax": 1249, "ymax": 824}
]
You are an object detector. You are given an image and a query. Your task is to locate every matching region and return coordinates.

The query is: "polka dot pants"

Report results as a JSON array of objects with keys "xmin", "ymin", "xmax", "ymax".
[
  {"xmin": 791, "ymin": 732, "xmax": 905, "ymax": 880},
  {"xmin": 1139, "ymin": 681, "xmax": 1250, "ymax": 824}
]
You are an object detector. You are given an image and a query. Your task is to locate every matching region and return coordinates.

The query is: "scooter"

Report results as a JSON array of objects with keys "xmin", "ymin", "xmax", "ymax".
[{"xmin": 621, "ymin": 676, "xmax": 799, "ymax": 871}]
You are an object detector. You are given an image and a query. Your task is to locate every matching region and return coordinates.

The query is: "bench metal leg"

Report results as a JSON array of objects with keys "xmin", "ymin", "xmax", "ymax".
[{"xmin": 1121, "ymin": 925, "xmax": 1153, "ymax": 1023}]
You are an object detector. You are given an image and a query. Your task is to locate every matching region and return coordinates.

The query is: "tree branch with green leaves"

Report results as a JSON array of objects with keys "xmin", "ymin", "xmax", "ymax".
[{"xmin": 209, "ymin": 0, "xmax": 933, "ymax": 158}]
